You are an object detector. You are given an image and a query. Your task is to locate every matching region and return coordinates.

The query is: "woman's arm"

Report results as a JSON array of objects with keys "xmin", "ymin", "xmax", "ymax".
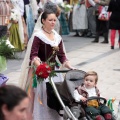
[
  {"xmin": 30, "ymin": 36, "xmax": 41, "ymax": 67},
  {"xmin": 94, "ymin": 0, "xmax": 110, "ymax": 6},
  {"xmin": 57, "ymin": 40, "xmax": 74, "ymax": 69}
]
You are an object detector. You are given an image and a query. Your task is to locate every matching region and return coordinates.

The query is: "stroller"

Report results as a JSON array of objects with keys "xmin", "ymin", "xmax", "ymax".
[{"xmin": 47, "ymin": 70, "xmax": 116, "ymax": 120}]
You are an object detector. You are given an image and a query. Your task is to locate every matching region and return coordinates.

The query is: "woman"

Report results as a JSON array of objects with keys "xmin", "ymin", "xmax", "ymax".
[
  {"xmin": 9, "ymin": 0, "xmax": 24, "ymax": 51},
  {"xmin": 19, "ymin": 10, "xmax": 74, "ymax": 120},
  {"xmin": 108, "ymin": 0, "xmax": 120, "ymax": 49},
  {"xmin": 72, "ymin": 0, "xmax": 88, "ymax": 37},
  {"xmin": 0, "ymin": 85, "xmax": 29, "ymax": 120}
]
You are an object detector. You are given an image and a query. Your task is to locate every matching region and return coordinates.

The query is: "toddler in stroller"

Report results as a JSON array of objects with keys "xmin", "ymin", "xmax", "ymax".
[
  {"xmin": 47, "ymin": 70, "xmax": 115, "ymax": 120},
  {"xmin": 73, "ymin": 71, "xmax": 114, "ymax": 120}
]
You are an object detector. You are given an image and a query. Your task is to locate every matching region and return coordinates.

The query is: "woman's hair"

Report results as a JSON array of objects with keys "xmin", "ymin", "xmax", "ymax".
[
  {"xmin": 0, "ymin": 85, "xmax": 28, "ymax": 120},
  {"xmin": 84, "ymin": 71, "xmax": 98, "ymax": 83},
  {"xmin": 41, "ymin": 10, "xmax": 56, "ymax": 24},
  {"xmin": 44, "ymin": 1, "xmax": 57, "ymax": 14}
]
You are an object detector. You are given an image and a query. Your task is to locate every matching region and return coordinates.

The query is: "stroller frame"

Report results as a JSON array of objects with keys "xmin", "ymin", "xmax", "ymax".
[{"xmin": 49, "ymin": 69, "xmax": 86, "ymax": 120}]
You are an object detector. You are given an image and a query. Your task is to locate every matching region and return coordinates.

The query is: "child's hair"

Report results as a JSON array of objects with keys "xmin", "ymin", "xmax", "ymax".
[{"xmin": 84, "ymin": 71, "xmax": 98, "ymax": 84}]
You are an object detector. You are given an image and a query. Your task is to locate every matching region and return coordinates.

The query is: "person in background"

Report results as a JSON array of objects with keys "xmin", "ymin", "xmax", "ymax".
[
  {"xmin": 0, "ymin": 0, "xmax": 10, "ymax": 86},
  {"xmin": 74, "ymin": 71, "xmax": 113, "ymax": 120},
  {"xmin": 85, "ymin": 0, "xmax": 96, "ymax": 38},
  {"xmin": 9, "ymin": 0, "xmax": 25, "ymax": 51},
  {"xmin": 92, "ymin": 0, "xmax": 110, "ymax": 43},
  {"xmin": 108, "ymin": 0, "xmax": 120, "ymax": 49},
  {"xmin": 72, "ymin": 0, "xmax": 88, "ymax": 37},
  {"xmin": 0, "ymin": 85, "xmax": 29, "ymax": 120},
  {"xmin": 0, "ymin": 0, "xmax": 10, "ymax": 38},
  {"xmin": 17, "ymin": 0, "xmax": 28, "ymax": 48}
]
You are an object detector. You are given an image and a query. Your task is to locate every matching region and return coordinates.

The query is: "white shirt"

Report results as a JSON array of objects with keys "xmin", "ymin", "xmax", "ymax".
[{"xmin": 73, "ymin": 86, "xmax": 97, "ymax": 102}]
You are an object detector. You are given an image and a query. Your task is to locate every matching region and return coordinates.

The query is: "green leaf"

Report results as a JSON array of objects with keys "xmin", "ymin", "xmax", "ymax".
[{"xmin": 0, "ymin": 36, "xmax": 16, "ymax": 59}]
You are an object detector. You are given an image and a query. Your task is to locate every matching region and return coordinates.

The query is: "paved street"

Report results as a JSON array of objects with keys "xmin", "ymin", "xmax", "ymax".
[{"xmin": 3, "ymin": 32, "xmax": 120, "ymax": 114}]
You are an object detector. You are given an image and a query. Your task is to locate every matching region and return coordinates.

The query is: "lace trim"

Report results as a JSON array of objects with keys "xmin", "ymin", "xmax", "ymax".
[{"xmin": 31, "ymin": 57, "xmax": 42, "ymax": 66}]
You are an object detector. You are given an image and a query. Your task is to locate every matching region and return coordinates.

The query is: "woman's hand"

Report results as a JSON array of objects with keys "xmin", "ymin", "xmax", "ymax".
[
  {"xmin": 10, "ymin": 20, "xmax": 18, "ymax": 24},
  {"xmin": 63, "ymin": 61, "xmax": 76, "ymax": 70}
]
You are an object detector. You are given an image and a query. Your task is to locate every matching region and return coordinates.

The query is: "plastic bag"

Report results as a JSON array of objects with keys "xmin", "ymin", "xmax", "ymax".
[{"xmin": 98, "ymin": 6, "xmax": 110, "ymax": 21}]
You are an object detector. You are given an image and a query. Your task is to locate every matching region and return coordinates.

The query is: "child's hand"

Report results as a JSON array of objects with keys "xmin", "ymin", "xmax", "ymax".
[{"xmin": 81, "ymin": 97, "xmax": 87, "ymax": 102}]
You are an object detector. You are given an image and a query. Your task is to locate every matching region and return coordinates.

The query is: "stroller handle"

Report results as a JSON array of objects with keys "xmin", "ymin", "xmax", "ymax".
[
  {"xmin": 53, "ymin": 69, "xmax": 71, "ymax": 73},
  {"xmin": 87, "ymin": 96, "xmax": 107, "ymax": 104}
]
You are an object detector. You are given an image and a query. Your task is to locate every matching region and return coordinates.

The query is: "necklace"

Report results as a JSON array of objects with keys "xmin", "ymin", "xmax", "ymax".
[{"xmin": 42, "ymin": 28, "xmax": 52, "ymax": 34}]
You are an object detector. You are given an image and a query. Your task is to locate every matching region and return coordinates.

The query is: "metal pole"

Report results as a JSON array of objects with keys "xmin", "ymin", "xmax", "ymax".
[{"xmin": 50, "ymin": 77, "xmax": 78, "ymax": 120}]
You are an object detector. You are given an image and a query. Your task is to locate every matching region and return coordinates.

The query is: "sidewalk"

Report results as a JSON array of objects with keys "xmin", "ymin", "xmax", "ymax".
[{"xmin": 4, "ymin": 34, "xmax": 120, "ymax": 114}]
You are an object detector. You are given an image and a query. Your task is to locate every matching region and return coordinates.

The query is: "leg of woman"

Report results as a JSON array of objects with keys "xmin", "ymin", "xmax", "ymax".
[
  {"xmin": 110, "ymin": 29, "xmax": 116, "ymax": 49},
  {"xmin": 118, "ymin": 30, "xmax": 120, "ymax": 48}
]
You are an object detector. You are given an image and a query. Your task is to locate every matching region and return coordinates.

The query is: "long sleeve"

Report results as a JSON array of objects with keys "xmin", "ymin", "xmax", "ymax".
[
  {"xmin": 88, "ymin": 0, "xmax": 96, "ymax": 6},
  {"xmin": 30, "ymin": 36, "xmax": 41, "ymax": 61},
  {"xmin": 57, "ymin": 40, "xmax": 68, "ymax": 64},
  {"xmin": 73, "ymin": 89, "xmax": 83, "ymax": 102},
  {"xmin": 99, "ymin": 0, "xmax": 110, "ymax": 6}
]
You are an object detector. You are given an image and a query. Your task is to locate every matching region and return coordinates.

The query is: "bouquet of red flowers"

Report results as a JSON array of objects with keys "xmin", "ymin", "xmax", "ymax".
[
  {"xmin": 35, "ymin": 46, "xmax": 59, "ymax": 83},
  {"xmin": 36, "ymin": 63, "xmax": 51, "ymax": 79}
]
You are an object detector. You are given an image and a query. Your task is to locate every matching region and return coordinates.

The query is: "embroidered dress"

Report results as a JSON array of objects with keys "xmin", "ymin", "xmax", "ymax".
[
  {"xmin": 72, "ymin": 2, "xmax": 88, "ymax": 30},
  {"xmin": 20, "ymin": 29, "xmax": 68, "ymax": 120},
  {"xmin": 59, "ymin": 12, "xmax": 69, "ymax": 35},
  {"xmin": 9, "ymin": 9, "xmax": 24, "ymax": 51}
]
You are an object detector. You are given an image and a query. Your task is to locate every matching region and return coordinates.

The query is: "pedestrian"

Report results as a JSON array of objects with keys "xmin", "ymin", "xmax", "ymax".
[
  {"xmin": 74, "ymin": 71, "xmax": 113, "ymax": 120},
  {"xmin": 0, "ymin": 0, "xmax": 10, "ymax": 38},
  {"xmin": 19, "ymin": 10, "xmax": 74, "ymax": 120},
  {"xmin": 0, "ymin": 85, "xmax": 29, "ymax": 120},
  {"xmin": 108, "ymin": 0, "xmax": 120, "ymax": 49},
  {"xmin": 72, "ymin": 0, "xmax": 88, "ymax": 37},
  {"xmin": 92, "ymin": 0, "xmax": 110, "ymax": 43},
  {"xmin": 9, "ymin": 0, "xmax": 25, "ymax": 51},
  {"xmin": 85, "ymin": 0, "xmax": 96, "ymax": 37}
]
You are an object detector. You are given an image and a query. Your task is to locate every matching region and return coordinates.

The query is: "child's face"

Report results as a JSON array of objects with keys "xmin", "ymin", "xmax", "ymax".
[{"xmin": 84, "ymin": 75, "xmax": 96, "ymax": 89}]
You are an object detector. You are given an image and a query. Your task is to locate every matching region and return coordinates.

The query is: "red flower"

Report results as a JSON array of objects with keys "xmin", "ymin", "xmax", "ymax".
[{"xmin": 35, "ymin": 63, "xmax": 51, "ymax": 79}]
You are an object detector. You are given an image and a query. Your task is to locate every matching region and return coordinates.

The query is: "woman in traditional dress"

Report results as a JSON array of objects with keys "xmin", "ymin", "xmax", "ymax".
[
  {"xmin": 9, "ymin": 0, "xmax": 24, "ymax": 51},
  {"xmin": 72, "ymin": 0, "xmax": 88, "ymax": 36},
  {"xmin": 19, "ymin": 10, "xmax": 74, "ymax": 120}
]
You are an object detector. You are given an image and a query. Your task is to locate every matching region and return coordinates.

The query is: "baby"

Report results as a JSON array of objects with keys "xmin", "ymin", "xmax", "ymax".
[{"xmin": 74, "ymin": 71, "xmax": 112, "ymax": 120}]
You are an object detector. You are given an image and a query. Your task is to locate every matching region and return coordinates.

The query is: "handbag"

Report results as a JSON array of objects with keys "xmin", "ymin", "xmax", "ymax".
[{"xmin": 98, "ymin": 6, "xmax": 110, "ymax": 21}]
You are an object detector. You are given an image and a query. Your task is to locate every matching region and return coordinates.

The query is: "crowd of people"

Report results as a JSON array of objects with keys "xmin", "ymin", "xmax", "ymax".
[
  {"xmin": 0, "ymin": 0, "xmax": 120, "ymax": 120},
  {"xmin": 0, "ymin": 0, "xmax": 120, "ymax": 50}
]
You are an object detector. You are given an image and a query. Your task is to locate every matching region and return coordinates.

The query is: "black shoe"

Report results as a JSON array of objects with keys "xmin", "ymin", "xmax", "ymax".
[
  {"xmin": 86, "ymin": 32, "xmax": 92, "ymax": 37},
  {"xmin": 101, "ymin": 40, "xmax": 108, "ymax": 43},
  {"xmin": 73, "ymin": 34, "xmax": 79, "ymax": 37},
  {"xmin": 90, "ymin": 34, "xmax": 96, "ymax": 38},
  {"xmin": 92, "ymin": 39, "xmax": 98, "ymax": 43},
  {"xmin": 111, "ymin": 46, "xmax": 114, "ymax": 49}
]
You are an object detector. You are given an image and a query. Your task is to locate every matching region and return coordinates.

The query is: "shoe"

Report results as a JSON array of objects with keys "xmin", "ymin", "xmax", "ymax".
[
  {"xmin": 90, "ymin": 34, "xmax": 96, "ymax": 38},
  {"xmin": 111, "ymin": 46, "xmax": 114, "ymax": 49},
  {"xmin": 101, "ymin": 40, "xmax": 108, "ymax": 43},
  {"xmin": 92, "ymin": 39, "xmax": 98, "ymax": 43},
  {"xmin": 73, "ymin": 34, "xmax": 80, "ymax": 37},
  {"xmin": 95, "ymin": 115, "xmax": 103, "ymax": 120},
  {"xmin": 86, "ymin": 32, "xmax": 92, "ymax": 37},
  {"xmin": 104, "ymin": 113, "xmax": 112, "ymax": 120}
]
